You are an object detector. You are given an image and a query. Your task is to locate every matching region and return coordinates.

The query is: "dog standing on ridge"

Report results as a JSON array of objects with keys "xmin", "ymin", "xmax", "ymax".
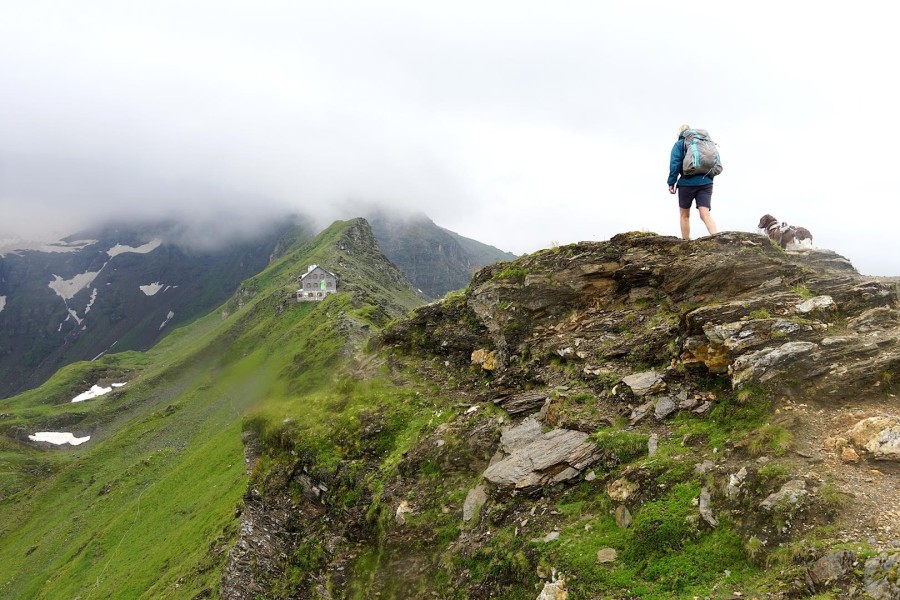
[{"xmin": 757, "ymin": 214, "xmax": 813, "ymax": 249}]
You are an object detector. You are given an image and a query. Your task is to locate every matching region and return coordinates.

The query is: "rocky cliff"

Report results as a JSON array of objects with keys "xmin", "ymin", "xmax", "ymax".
[
  {"xmin": 375, "ymin": 232, "xmax": 900, "ymax": 598},
  {"xmin": 238, "ymin": 231, "xmax": 900, "ymax": 599}
]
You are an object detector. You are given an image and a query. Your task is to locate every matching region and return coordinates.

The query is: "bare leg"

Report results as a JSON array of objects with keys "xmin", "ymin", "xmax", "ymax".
[
  {"xmin": 698, "ymin": 207, "xmax": 718, "ymax": 235},
  {"xmin": 680, "ymin": 208, "xmax": 691, "ymax": 240}
]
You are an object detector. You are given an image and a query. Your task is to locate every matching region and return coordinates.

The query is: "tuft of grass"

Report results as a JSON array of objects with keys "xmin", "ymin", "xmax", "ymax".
[
  {"xmin": 819, "ymin": 482, "xmax": 851, "ymax": 513},
  {"xmin": 621, "ymin": 483, "xmax": 702, "ymax": 564},
  {"xmin": 745, "ymin": 535, "xmax": 764, "ymax": 562},
  {"xmin": 674, "ymin": 384, "xmax": 771, "ymax": 450},
  {"xmin": 591, "ymin": 429, "xmax": 649, "ymax": 464},
  {"xmin": 569, "ymin": 392, "xmax": 596, "ymax": 404},
  {"xmin": 791, "ymin": 284, "xmax": 816, "ymax": 299},
  {"xmin": 744, "ymin": 423, "xmax": 793, "ymax": 457},
  {"xmin": 493, "ymin": 267, "xmax": 530, "ymax": 283},
  {"xmin": 757, "ymin": 462, "xmax": 791, "ymax": 486}
]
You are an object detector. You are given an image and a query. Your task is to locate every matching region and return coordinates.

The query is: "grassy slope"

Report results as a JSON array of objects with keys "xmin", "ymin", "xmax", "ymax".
[{"xmin": 0, "ymin": 219, "xmax": 422, "ymax": 599}]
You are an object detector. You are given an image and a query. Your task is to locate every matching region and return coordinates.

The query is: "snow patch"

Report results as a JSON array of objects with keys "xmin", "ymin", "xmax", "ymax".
[
  {"xmin": 28, "ymin": 432, "xmax": 90, "ymax": 446},
  {"xmin": 48, "ymin": 266, "xmax": 107, "ymax": 301},
  {"xmin": 67, "ymin": 308, "xmax": 83, "ymax": 325},
  {"xmin": 140, "ymin": 282, "xmax": 165, "ymax": 296},
  {"xmin": 85, "ymin": 288, "xmax": 98, "ymax": 313},
  {"xmin": 159, "ymin": 310, "xmax": 175, "ymax": 330},
  {"xmin": 71, "ymin": 382, "xmax": 127, "ymax": 403},
  {"xmin": 0, "ymin": 238, "xmax": 98, "ymax": 256},
  {"xmin": 107, "ymin": 239, "xmax": 162, "ymax": 258},
  {"xmin": 0, "ymin": 295, "xmax": 5, "ymax": 313}
]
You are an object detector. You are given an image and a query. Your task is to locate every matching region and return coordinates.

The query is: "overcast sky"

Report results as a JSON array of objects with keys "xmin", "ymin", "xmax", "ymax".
[{"xmin": 1, "ymin": 1, "xmax": 898, "ymax": 275}]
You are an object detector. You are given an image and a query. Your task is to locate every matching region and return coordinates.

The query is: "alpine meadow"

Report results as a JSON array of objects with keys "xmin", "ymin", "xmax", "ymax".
[{"xmin": 3, "ymin": 215, "xmax": 900, "ymax": 598}]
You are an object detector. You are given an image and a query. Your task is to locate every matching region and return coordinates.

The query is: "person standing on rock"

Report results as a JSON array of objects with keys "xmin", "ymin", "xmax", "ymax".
[{"xmin": 668, "ymin": 124, "xmax": 719, "ymax": 240}]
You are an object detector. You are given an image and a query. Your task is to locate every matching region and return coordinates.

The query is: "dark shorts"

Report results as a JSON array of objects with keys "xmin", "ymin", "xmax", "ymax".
[{"xmin": 678, "ymin": 184, "xmax": 713, "ymax": 210}]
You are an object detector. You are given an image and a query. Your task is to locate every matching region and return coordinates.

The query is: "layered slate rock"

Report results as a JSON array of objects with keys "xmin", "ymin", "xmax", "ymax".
[
  {"xmin": 389, "ymin": 231, "xmax": 898, "ymax": 404},
  {"xmin": 809, "ymin": 550, "xmax": 855, "ymax": 590},
  {"xmin": 621, "ymin": 371, "xmax": 666, "ymax": 397},
  {"xmin": 864, "ymin": 552, "xmax": 900, "ymax": 600},
  {"xmin": 492, "ymin": 390, "xmax": 549, "ymax": 416},
  {"xmin": 483, "ymin": 427, "xmax": 602, "ymax": 493}
]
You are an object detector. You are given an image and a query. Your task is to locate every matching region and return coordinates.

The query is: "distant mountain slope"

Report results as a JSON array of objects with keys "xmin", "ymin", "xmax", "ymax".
[
  {"xmin": 0, "ymin": 209, "xmax": 511, "ymax": 398},
  {"xmin": 0, "ymin": 218, "xmax": 424, "ymax": 598},
  {"xmin": 0, "ymin": 218, "xmax": 312, "ymax": 398},
  {"xmin": 7, "ymin": 228, "xmax": 900, "ymax": 598},
  {"xmin": 366, "ymin": 210, "xmax": 517, "ymax": 298}
]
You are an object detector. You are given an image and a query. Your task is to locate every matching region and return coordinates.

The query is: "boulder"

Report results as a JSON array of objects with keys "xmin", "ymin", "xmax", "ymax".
[
  {"xmin": 499, "ymin": 417, "xmax": 544, "ymax": 454},
  {"xmin": 864, "ymin": 552, "xmax": 900, "ymax": 600},
  {"xmin": 541, "ymin": 530, "xmax": 560, "ymax": 543},
  {"xmin": 840, "ymin": 446, "xmax": 860, "ymax": 463},
  {"xmin": 462, "ymin": 485, "xmax": 487, "ymax": 522},
  {"xmin": 699, "ymin": 487, "xmax": 718, "ymax": 527},
  {"xmin": 760, "ymin": 479, "xmax": 808, "ymax": 512},
  {"xmin": 614, "ymin": 505, "xmax": 632, "ymax": 529},
  {"xmin": 536, "ymin": 573, "xmax": 568, "ymax": 600},
  {"xmin": 395, "ymin": 500, "xmax": 413, "ymax": 525},
  {"xmin": 483, "ymin": 428, "xmax": 602, "ymax": 493},
  {"xmin": 607, "ymin": 477, "xmax": 639, "ymax": 503},
  {"xmin": 848, "ymin": 416, "xmax": 900, "ymax": 461},
  {"xmin": 795, "ymin": 295, "xmax": 835, "ymax": 314},
  {"xmin": 597, "ymin": 548, "xmax": 618, "ymax": 563},
  {"xmin": 654, "ymin": 397, "xmax": 676, "ymax": 420},
  {"xmin": 494, "ymin": 390, "xmax": 549, "ymax": 416},
  {"xmin": 647, "ymin": 433, "xmax": 659, "ymax": 457},
  {"xmin": 726, "ymin": 467, "xmax": 747, "ymax": 497},
  {"xmin": 471, "ymin": 348, "xmax": 498, "ymax": 371},
  {"xmin": 808, "ymin": 549, "xmax": 855, "ymax": 589},
  {"xmin": 621, "ymin": 371, "xmax": 665, "ymax": 397},
  {"xmin": 731, "ymin": 342, "xmax": 819, "ymax": 386}
]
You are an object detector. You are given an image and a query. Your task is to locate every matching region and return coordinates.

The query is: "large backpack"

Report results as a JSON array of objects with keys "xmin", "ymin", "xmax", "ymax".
[{"xmin": 682, "ymin": 129, "xmax": 723, "ymax": 178}]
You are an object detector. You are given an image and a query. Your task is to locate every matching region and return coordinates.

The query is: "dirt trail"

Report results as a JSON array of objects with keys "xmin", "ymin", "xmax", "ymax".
[{"xmin": 787, "ymin": 396, "xmax": 900, "ymax": 547}]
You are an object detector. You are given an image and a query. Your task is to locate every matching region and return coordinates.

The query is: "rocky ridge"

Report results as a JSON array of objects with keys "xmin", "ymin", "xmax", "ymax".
[
  {"xmin": 231, "ymin": 231, "xmax": 900, "ymax": 598},
  {"xmin": 377, "ymin": 231, "xmax": 900, "ymax": 598}
]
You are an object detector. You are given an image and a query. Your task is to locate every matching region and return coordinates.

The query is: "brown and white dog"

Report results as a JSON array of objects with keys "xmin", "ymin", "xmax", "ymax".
[{"xmin": 757, "ymin": 214, "xmax": 813, "ymax": 249}]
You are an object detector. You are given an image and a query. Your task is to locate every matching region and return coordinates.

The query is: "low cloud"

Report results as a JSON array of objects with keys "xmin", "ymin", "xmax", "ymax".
[{"xmin": 2, "ymin": 2, "xmax": 899, "ymax": 274}]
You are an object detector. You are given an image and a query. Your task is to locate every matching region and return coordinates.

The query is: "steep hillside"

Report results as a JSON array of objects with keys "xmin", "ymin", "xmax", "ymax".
[
  {"xmin": 229, "ymin": 232, "xmax": 900, "ymax": 599},
  {"xmin": 0, "ymin": 218, "xmax": 423, "ymax": 599},
  {"xmin": 366, "ymin": 210, "xmax": 517, "ymax": 298},
  {"xmin": 0, "ymin": 210, "xmax": 512, "ymax": 399},
  {"xmin": 0, "ymin": 218, "xmax": 313, "ymax": 398},
  {"xmin": 4, "ymin": 228, "xmax": 899, "ymax": 599}
]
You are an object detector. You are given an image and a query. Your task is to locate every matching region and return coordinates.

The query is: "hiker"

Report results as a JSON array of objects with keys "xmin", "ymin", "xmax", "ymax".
[{"xmin": 667, "ymin": 124, "xmax": 719, "ymax": 240}]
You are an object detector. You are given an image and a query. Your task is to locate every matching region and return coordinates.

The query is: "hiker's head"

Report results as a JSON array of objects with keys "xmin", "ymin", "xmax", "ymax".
[{"xmin": 678, "ymin": 124, "xmax": 690, "ymax": 136}]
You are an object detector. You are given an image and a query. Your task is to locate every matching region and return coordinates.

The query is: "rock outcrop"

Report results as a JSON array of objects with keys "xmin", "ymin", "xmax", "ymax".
[
  {"xmin": 385, "ymin": 231, "xmax": 899, "ymax": 404},
  {"xmin": 261, "ymin": 231, "xmax": 900, "ymax": 598},
  {"xmin": 483, "ymin": 425, "xmax": 602, "ymax": 493},
  {"xmin": 848, "ymin": 416, "xmax": 900, "ymax": 461}
]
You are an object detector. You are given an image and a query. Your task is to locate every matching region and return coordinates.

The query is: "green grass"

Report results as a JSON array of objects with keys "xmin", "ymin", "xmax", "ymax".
[
  {"xmin": 0, "ymin": 223, "xmax": 850, "ymax": 599},
  {"xmin": 671, "ymin": 384, "xmax": 772, "ymax": 451},
  {"xmin": 0, "ymin": 219, "xmax": 426, "ymax": 599},
  {"xmin": 591, "ymin": 428, "xmax": 649, "ymax": 464},
  {"xmin": 532, "ymin": 482, "xmax": 759, "ymax": 599}
]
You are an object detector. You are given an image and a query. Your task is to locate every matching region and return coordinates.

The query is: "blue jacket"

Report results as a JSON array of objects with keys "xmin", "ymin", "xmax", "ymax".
[{"xmin": 668, "ymin": 133, "xmax": 714, "ymax": 187}]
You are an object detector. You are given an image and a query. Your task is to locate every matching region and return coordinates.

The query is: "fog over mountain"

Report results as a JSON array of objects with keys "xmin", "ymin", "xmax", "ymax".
[{"xmin": 2, "ymin": 2, "xmax": 899, "ymax": 274}]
